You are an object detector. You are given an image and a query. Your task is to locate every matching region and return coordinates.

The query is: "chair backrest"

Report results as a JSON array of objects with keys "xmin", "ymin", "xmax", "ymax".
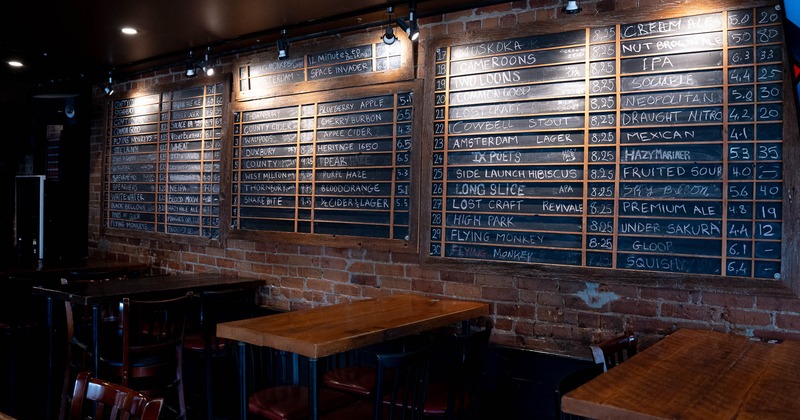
[
  {"xmin": 375, "ymin": 334, "xmax": 435, "ymax": 420},
  {"xmin": 590, "ymin": 333, "xmax": 637, "ymax": 372},
  {"xmin": 553, "ymin": 363, "xmax": 604, "ymax": 420},
  {"xmin": 447, "ymin": 320, "xmax": 492, "ymax": 418},
  {"xmin": 121, "ymin": 293, "xmax": 192, "ymax": 382},
  {"xmin": 198, "ymin": 287, "xmax": 258, "ymax": 349},
  {"xmin": 69, "ymin": 371, "xmax": 163, "ymax": 420}
]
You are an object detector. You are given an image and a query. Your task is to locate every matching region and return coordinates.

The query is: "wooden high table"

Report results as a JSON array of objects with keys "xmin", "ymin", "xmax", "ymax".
[
  {"xmin": 562, "ymin": 328, "xmax": 800, "ymax": 419},
  {"xmin": 217, "ymin": 294, "xmax": 490, "ymax": 420},
  {"xmin": 31, "ymin": 273, "xmax": 265, "ymax": 419}
]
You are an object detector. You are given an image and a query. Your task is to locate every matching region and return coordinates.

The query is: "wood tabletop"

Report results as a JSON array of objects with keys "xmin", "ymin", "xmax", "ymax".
[
  {"xmin": 30, "ymin": 273, "xmax": 264, "ymax": 305},
  {"xmin": 562, "ymin": 328, "xmax": 800, "ymax": 420},
  {"xmin": 216, "ymin": 294, "xmax": 490, "ymax": 358}
]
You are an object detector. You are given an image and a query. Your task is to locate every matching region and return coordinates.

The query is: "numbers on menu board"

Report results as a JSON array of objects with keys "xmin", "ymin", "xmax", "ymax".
[
  {"xmin": 105, "ymin": 84, "xmax": 224, "ymax": 239},
  {"xmin": 231, "ymin": 90, "xmax": 414, "ymax": 241},
  {"xmin": 430, "ymin": 5, "xmax": 784, "ymax": 279}
]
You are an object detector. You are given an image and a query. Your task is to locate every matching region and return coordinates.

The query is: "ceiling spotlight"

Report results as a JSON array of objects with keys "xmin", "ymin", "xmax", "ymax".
[
  {"xmin": 564, "ymin": 0, "xmax": 582, "ymax": 14},
  {"xmin": 396, "ymin": 18, "xmax": 419, "ymax": 41},
  {"xmin": 396, "ymin": 0, "xmax": 419, "ymax": 41},
  {"xmin": 121, "ymin": 27, "xmax": 138, "ymax": 35},
  {"xmin": 382, "ymin": 6, "xmax": 397, "ymax": 45},
  {"xmin": 8, "ymin": 61, "xmax": 23, "ymax": 68},
  {"xmin": 277, "ymin": 29, "xmax": 288, "ymax": 60},
  {"xmin": 383, "ymin": 26, "xmax": 396, "ymax": 45},
  {"xmin": 202, "ymin": 47, "xmax": 214, "ymax": 76},
  {"xmin": 103, "ymin": 71, "xmax": 114, "ymax": 96},
  {"xmin": 185, "ymin": 50, "xmax": 197, "ymax": 78}
]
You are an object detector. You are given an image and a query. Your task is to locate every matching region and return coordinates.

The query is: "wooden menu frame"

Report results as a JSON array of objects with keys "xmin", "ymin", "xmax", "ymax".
[
  {"xmin": 101, "ymin": 76, "xmax": 231, "ymax": 246},
  {"xmin": 233, "ymin": 30, "xmax": 414, "ymax": 102},
  {"xmin": 223, "ymin": 80, "xmax": 422, "ymax": 252},
  {"xmin": 419, "ymin": 0, "xmax": 800, "ymax": 296}
]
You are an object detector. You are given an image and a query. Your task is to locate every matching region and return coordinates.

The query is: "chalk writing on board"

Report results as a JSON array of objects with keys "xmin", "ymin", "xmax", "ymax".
[
  {"xmin": 105, "ymin": 83, "xmax": 223, "ymax": 239},
  {"xmin": 430, "ymin": 5, "xmax": 784, "ymax": 278},
  {"xmin": 231, "ymin": 91, "xmax": 414, "ymax": 241}
]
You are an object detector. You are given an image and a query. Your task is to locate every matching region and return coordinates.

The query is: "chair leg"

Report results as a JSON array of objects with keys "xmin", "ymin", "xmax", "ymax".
[
  {"xmin": 177, "ymin": 348, "xmax": 187, "ymax": 419},
  {"xmin": 205, "ymin": 348, "xmax": 214, "ymax": 420}
]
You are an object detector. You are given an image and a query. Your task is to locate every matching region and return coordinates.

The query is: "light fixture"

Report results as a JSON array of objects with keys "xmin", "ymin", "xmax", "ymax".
[
  {"xmin": 382, "ymin": 7, "xmax": 396, "ymax": 45},
  {"xmin": 8, "ymin": 60, "xmax": 23, "ymax": 68},
  {"xmin": 396, "ymin": 18, "xmax": 418, "ymax": 41},
  {"xmin": 201, "ymin": 47, "xmax": 214, "ymax": 76},
  {"xmin": 121, "ymin": 27, "xmax": 138, "ymax": 35},
  {"xmin": 185, "ymin": 50, "xmax": 197, "ymax": 78},
  {"xmin": 383, "ymin": 26, "xmax": 397, "ymax": 45},
  {"xmin": 277, "ymin": 29, "xmax": 288, "ymax": 60},
  {"xmin": 396, "ymin": 0, "xmax": 419, "ymax": 41},
  {"xmin": 564, "ymin": 0, "xmax": 582, "ymax": 14},
  {"xmin": 103, "ymin": 71, "xmax": 114, "ymax": 96}
]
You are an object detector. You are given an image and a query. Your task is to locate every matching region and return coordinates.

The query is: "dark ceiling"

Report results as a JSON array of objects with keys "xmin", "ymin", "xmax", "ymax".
[{"xmin": 1, "ymin": 0, "xmax": 505, "ymax": 99}]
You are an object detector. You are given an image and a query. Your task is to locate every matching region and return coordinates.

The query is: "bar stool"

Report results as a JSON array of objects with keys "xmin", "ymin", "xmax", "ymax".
[
  {"xmin": 97, "ymin": 293, "xmax": 193, "ymax": 419},
  {"xmin": 182, "ymin": 287, "xmax": 259, "ymax": 419}
]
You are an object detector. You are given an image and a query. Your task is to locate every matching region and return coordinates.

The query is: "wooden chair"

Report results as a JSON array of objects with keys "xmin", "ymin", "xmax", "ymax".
[
  {"xmin": 553, "ymin": 363, "xmax": 604, "ymax": 420},
  {"xmin": 68, "ymin": 370, "xmax": 163, "ymax": 420},
  {"xmin": 321, "ymin": 334, "xmax": 436, "ymax": 420},
  {"xmin": 424, "ymin": 320, "xmax": 492, "ymax": 419},
  {"xmin": 98, "ymin": 293, "xmax": 192, "ymax": 419},
  {"xmin": 245, "ymin": 348, "xmax": 357, "ymax": 420},
  {"xmin": 323, "ymin": 321, "xmax": 491, "ymax": 419},
  {"xmin": 552, "ymin": 333, "xmax": 637, "ymax": 419},
  {"xmin": 590, "ymin": 333, "xmax": 637, "ymax": 372},
  {"xmin": 59, "ymin": 273, "xmax": 127, "ymax": 420},
  {"xmin": 182, "ymin": 287, "xmax": 259, "ymax": 419}
]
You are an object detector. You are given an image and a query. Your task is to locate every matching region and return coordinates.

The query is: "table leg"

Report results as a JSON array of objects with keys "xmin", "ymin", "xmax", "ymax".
[
  {"xmin": 45, "ymin": 297, "xmax": 54, "ymax": 420},
  {"xmin": 309, "ymin": 357, "xmax": 318, "ymax": 420},
  {"xmin": 92, "ymin": 304, "xmax": 100, "ymax": 375},
  {"xmin": 237, "ymin": 341, "xmax": 247, "ymax": 420}
]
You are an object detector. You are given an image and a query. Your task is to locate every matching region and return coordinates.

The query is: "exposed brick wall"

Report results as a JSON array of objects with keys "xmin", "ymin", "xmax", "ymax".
[{"xmin": 86, "ymin": 0, "xmax": 800, "ymax": 359}]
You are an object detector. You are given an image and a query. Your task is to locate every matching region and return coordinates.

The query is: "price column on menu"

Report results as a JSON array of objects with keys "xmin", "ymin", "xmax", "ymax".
[
  {"xmin": 725, "ymin": 6, "xmax": 784, "ymax": 278},
  {"xmin": 157, "ymin": 85, "xmax": 223, "ymax": 238},
  {"xmin": 393, "ymin": 92, "xmax": 413, "ymax": 240},
  {"xmin": 585, "ymin": 26, "xmax": 619, "ymax": 268},
  {"xmin": 230, "ymin": 91, "xmax": 413, "ymax": 240}
]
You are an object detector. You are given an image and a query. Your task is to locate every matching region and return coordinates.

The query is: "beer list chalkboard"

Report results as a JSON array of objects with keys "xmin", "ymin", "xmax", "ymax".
[
  {"xmin": 237, "ymin": 40, "xmax": 404, "ymax": 97},
  {"xmin": 105, "ymin": 84, "xmax": 223, "ymax": 238},
  {"xmin": 430, "ymin": 6, "xmax": 785, "ymax": 278},
  {"xmin": 231, "ymin": 89, "xmax": 413, "ymax": 240}
]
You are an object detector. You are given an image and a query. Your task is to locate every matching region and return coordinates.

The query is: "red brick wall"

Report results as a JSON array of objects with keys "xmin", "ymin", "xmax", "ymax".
[{"xmin": 87, "ymin": 0, "xmax": 800, "ymax": 358}]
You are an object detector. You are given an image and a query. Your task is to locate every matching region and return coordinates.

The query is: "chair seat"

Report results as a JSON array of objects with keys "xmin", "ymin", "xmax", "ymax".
[
  {"xmin": 248, "ymin": 385, "xmax": 356, "ymax": 420},
  {"xmin": 322, "ymin": 366, "xmax": 376, "ymax": 398},
  {"xmin": 320, "ymin": 391, "xmax": 428, "ymax": 420},
  {"xmin": 182, "ymin": 331, "xmax": 227, "ymax": 352},
  {"xmin": 421, "ymin": 381, "xmax": 459, "ymax": 415}
]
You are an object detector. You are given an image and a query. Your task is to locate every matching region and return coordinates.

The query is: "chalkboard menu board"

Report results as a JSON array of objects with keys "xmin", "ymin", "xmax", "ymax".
[
  {"xmin": 234, "ymin": 31, "xmax": 412, "ymax": 101},
  {"xmin": 429, "ymin": 4, "xmax": 786, "ymax": 279},
  {"xmin": 104, "ymin": 83, "xmax": 225, "ymax": 239},
  {"xmin": 230, "ymin": 82, "xmax": 417, "ymax": 244}
]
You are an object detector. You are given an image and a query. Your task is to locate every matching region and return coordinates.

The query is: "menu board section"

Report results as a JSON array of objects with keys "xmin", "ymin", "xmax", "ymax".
[
  {"xmin": 104, "ymin": 83, "xmax": 224, "ymax": 239},
  {"xmin": 230, "ymin": 84, "xmax": 416, "ymax": 246},
  {"xmin": 234, "ymin": 31, "xmax": 412, "ymax": 101},
  {"xmin": 430, "ymin": 5, "xmax": 785, "ymax": 279}
]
